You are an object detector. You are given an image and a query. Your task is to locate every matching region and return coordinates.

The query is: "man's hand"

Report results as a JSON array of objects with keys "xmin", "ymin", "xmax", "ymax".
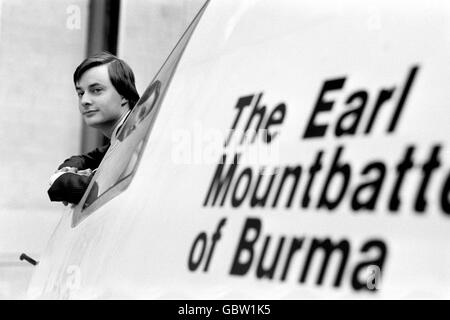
[
  {"xmin": 62, "ymin": 201, "xmax": 76, "ymax": 208},
  {"xmin": 56, "ymin": 167, "xmax": 78, "ymax": 174},
  {"xmin": 49, "ymin": 167, "xmax": 79, "ymax": 186},
  {"xmin": 76, "ymin": 168, "xmax": 93, "ymax": 176},
  {"xmin": 49, "ymin": 167, "xmax": 94, "ymax": 207}
]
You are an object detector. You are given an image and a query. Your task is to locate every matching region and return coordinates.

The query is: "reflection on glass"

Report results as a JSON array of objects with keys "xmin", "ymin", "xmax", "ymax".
[{"xmin": 117, "ymin": 81, "xmax": 160, "ymax": 142}]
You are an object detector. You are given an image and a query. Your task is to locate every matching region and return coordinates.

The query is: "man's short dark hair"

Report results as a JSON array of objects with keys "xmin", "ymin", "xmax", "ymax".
[{"xmin": 74, "ymin": 52, "xmax": 140, "ymax": 109}]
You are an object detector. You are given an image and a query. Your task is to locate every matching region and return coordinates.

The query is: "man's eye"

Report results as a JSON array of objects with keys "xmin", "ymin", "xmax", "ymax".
[
  {"xmin": 77, "ymin": 92, "xmax": 84, "ymax": 98},
  {"xmin": 92, "ymin": 88, "xmax": 102, "ymax": 94}
]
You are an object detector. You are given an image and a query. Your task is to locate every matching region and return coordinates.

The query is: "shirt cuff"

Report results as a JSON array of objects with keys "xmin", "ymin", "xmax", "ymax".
[{"xmin": 49, "ymin": 172, "xmax": 67, "ymax": 186}]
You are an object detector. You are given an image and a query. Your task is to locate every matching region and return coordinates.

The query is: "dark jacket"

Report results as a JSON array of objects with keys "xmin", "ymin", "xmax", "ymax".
[
  {"xmin": 47, "ymin": 144, "xmax": 110, "ymax": 204},
  {"xmin": 57, "ymin": 143, "xmax": 110, "ymax": 170}
]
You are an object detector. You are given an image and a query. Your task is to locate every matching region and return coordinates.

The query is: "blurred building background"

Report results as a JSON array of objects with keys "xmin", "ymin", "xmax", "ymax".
[{"xmin": 0, "ymin": 0, "xmax": 204, "ymax": 299}]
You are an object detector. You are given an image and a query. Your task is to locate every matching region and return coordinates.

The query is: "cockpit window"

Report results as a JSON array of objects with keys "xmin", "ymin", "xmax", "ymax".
[
  {"xmin": 116, "ymin": 81, "xmax": 161, "ymax": 143},
  {"xmin": 71, "ymin": 1, "xmax": 209, "ymax": 227}
]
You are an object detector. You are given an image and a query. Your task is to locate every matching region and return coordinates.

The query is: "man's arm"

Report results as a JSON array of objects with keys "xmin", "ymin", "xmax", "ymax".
[
  {"xmin": 48, "ymin": 143, "xmax": 109, "ymax": 205},
  {"xmin": 57, "ymin": 143, "xmax": 110, "ymax": 170},
  {"xmin": 47, "ymin": 172, "xmax": 93, "ymax": 204}
]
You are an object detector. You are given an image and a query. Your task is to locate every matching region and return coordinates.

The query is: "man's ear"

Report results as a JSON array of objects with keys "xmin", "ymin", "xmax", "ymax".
[{"xmin": 121, "ymin": 96, "xmax": 128, "ymax": 107}]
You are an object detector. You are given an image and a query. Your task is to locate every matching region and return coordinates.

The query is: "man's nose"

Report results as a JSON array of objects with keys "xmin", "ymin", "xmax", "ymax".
[{"xmin": 80, "ymin": 92, "xmax": 92, "ymax": 106}]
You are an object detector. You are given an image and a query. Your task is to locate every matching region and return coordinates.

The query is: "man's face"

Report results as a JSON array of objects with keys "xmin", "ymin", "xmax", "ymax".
[{"xmin": 75, "ymin": 64, "xmax": 128, "ymax": 132}]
